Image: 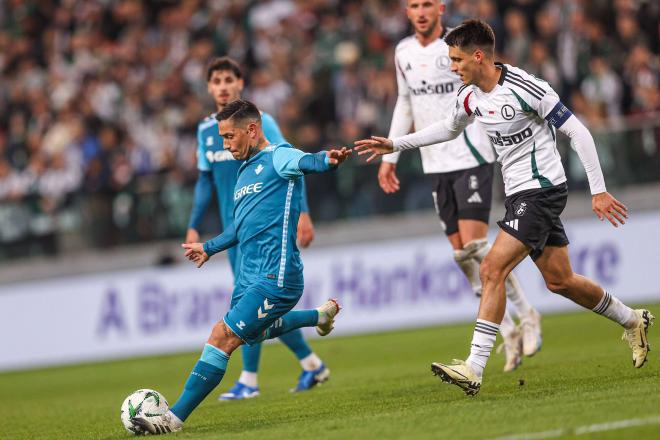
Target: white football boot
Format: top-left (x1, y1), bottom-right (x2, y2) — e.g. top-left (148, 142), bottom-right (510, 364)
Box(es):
top-left (498, 326), bottom-right (523, 372)
top-left (132, 410), bottom-right (183, 435)
top-left (520, 308), bottom-right (542, 357)
top-left (315, 299), bottom-right (341, 336)
top-left (622, 309), bottom-right (654, 368)
top-left (431, 359), bottom-right (482, 396)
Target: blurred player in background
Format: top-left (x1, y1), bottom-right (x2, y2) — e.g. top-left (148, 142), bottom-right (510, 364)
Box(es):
top-left (186, 57), bottom-right (329, 399)
top-left (355, 19), bottom-right (654, 396)
top-left (133, 99), bottom-right (348, 434)
top-left (378, 0), bottom-right (541, 372)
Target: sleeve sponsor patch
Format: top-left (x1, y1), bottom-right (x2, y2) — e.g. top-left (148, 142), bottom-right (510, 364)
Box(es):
top-left (545, 101), bottom-right (573, 128)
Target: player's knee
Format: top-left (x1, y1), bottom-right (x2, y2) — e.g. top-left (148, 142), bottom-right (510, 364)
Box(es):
top-left (479, 255), bottom-right (504, 285)
top-left (544, 278), bottom-right (570, 295)
top-left (207, 321), bottom-right (242, 354)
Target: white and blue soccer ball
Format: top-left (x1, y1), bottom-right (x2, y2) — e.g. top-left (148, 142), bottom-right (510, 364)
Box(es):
top-left (120, 389), bottom-right (169, 435)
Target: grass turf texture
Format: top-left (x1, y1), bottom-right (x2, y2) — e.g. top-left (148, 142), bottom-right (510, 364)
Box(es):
top-left (1, 304), bottom-right (658, 440)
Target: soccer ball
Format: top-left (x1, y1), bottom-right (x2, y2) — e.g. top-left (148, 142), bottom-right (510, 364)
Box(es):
top-left (120, 389), bottom-right (169, 435)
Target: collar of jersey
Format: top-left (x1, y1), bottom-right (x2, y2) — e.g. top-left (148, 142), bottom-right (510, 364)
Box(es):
top-left (241, 143), bottom-right (276, 169)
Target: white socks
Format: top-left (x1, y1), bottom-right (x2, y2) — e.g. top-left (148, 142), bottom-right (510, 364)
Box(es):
top-left (505, 272), bottom-right (534, 318)
top-left (238, 371), bottom-right (258, 388)
top-left (454, 248), bottom-right (482, 296)
top-left (466, 319), bottom-right (499, 378)
top-left (300, 353), bottom-right (323, 372)
top-left (499, 310), bottom-right (516, 339)
top-left (592, 291), bottom-right (638, 329)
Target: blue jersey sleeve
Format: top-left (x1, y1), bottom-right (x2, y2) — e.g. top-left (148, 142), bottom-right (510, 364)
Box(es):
top-left (203, 222), bottom-right (238, 257)
top-left (262, 112), bottom-right (286, 144)
top-left (300, 177), bottom-right (309, 213)
top-left (197, 125), bottom-right (211, 171)
top-left (188, 171), bottom-right (213, 230)
top-left (273, 147), bottom-right (333, 179)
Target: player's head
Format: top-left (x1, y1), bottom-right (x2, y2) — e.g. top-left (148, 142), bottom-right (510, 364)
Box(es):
top-left (206, 56), bottom-right (244, 108)
top-left (215, 99), bottom-right (262, 160)
top-left (445, 19), bottom-right (495, 85)
top-left (406, 0), bottom-right (445, 38)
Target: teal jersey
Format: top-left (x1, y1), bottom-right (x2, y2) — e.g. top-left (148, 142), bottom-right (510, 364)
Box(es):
top-left (190, 112), bottom-right (309, 273)
top-left (204, 144), bottom-right (333, 290)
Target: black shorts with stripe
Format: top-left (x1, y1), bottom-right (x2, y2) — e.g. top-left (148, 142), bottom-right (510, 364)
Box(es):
top-left (497, 183), bottom-right (569, 261)
top-left (432, 163), bottom-right (494, 236)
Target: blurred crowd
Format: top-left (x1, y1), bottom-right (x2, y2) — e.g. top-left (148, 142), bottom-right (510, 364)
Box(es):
top-left (0, 0), bottom-right (658, 256)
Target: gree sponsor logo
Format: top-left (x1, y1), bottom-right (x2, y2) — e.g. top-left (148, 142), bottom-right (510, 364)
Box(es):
top-left (234, 182), bottom-right (263, 201)
top-left (488, 127), bottom-right (533, 147)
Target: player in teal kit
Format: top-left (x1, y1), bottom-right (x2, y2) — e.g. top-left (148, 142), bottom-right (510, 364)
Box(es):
top-left (132, 100), bottom-right (349, 435)
top-left (187, 57), bottom-right (329, 399)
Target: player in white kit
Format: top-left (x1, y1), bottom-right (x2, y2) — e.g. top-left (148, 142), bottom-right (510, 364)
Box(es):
top-left (355, 19), bottom-right (653, 396)
top-left (378, 0), bottom-right (541, 372)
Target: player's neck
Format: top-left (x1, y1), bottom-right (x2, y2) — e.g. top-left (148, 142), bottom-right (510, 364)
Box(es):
top-left (415, 22), bottom-right (442, 47)
top-left (475, 63), bottom-right (501, 93)
top-left (247, 136), bottom-right (270, 159)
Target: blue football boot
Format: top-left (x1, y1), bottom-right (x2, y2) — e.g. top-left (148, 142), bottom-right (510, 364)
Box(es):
top-left (218, 381), bottom-right (260, 401)
top-left (291, 364), bottom-right (331, 392)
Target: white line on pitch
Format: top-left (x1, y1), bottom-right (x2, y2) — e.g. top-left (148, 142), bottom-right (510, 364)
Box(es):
top-left (490, 416), bottom-right (660, 440)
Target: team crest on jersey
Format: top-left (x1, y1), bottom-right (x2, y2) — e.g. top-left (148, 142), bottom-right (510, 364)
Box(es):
top-left (469, 175), bottom-right (479, 190)
top-left (435, 55), bottom-right (450, 68)
top-left (515, 202), bottom-right (528, 217)
top-left (501, 104), bottom-right (516, 120)
top-left (206, 136), bottom-right (214, 146)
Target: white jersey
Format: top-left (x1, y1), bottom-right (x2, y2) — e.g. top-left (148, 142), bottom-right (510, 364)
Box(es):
top-left (394, 63), bottom-right (607, 197)
top-left (383, 34), bottom-right (494, 174)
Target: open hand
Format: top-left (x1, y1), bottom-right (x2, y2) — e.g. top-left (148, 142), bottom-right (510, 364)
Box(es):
top-left (592, 192), bottom-right (628, 227)
top-left (378, 161), bottom-right (400, 193)
top-left (181, 242), bottom-right (210, 268)
top-left (326, 147), bottom-right (352, 165)
top-left (353, 136), bottom-right (394, 163)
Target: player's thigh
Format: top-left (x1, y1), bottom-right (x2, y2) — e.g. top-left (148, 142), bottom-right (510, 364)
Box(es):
top-left (533, 245), bottom-right (575, 289)
top-left (457, 219), bottom-right (489, 244)
top-left (481, 229), bottom-right (530, 282)
top-left (224, 283), bottom-right (301, 346)
top-left (432, 173), bottom-right (460, 238)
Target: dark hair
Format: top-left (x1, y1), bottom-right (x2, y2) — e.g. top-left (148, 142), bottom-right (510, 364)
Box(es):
top-left (445, 19), bottom-right (495, 54)
top-left (206, 56), bottom-right (243, 81)
top-left (215, 99), bottom-right (261, 125)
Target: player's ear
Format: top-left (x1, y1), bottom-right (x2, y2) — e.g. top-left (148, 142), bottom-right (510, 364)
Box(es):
top-left (247, 122), bottom-right (258, 139)
top-left (237, 78), bottom-right (245, 92)
top-left (474, 48), bottom-right (484, 64)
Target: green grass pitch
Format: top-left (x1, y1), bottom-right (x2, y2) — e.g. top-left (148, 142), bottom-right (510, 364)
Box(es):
top-left (2, 304), bottom-right (658, 439)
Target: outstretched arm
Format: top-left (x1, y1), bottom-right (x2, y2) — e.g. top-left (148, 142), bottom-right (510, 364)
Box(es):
top-left (354, 88), bottom-right (473, 162)
top-left (273, 146), bottom-right (351, 179)
top-left (555, 113), bottom-right (627, 227)
top-left (181, 222), bottom-right (238, 268)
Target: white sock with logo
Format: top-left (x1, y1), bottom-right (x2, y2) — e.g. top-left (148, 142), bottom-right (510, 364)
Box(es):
top-left (466, 319), bottom-right (499, 378)
top-left (592, 291), bottom-right (638, 329)
top-left (238, 371), bottom-right (258, 388)
top-left (299, 353), bottom-right (323, 372)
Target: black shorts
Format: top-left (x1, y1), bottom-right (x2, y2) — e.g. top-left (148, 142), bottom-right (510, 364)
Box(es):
top-left (497, 183), bottom-right (570, 261)
top-left (432, 163), bottom-right (494, 236)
